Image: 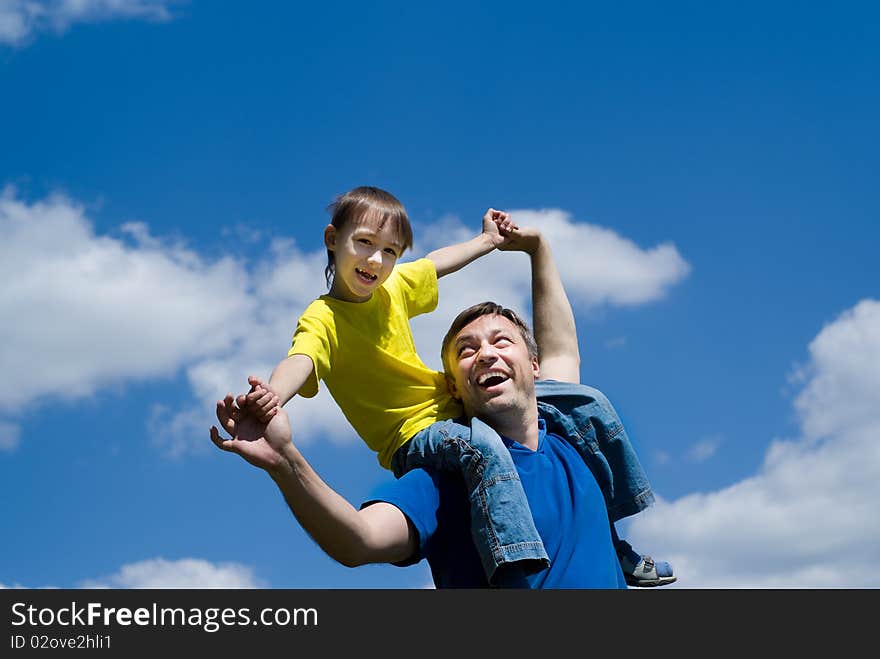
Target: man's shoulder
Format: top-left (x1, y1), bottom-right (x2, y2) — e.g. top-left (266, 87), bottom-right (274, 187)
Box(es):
top-left (364, 467), bottom-right (462, 569)
top-left (368, 466), bottom-right (468, 534)
top-left (368, 468), bottom-right (445, 516)
top-left (535, 378), bottom-right (603, 398)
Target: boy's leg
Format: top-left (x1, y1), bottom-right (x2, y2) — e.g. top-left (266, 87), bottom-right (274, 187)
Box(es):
top-left (392, 418), bottom-right (549, 585)
top-left (610, 523), bottom-right (676, 588)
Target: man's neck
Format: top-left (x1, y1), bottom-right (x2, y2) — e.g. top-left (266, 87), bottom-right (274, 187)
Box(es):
top-left (478, 405), bottom-right (541, 452)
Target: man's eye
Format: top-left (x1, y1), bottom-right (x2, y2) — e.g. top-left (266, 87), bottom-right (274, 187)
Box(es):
top-left (495, 338), bottom-right (512, 347)
top-left (458, 347), bottom-right (475, 358)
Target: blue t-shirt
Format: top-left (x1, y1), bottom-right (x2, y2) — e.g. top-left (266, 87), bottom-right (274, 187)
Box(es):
top-left (366, 420), bottom-right (627, 589)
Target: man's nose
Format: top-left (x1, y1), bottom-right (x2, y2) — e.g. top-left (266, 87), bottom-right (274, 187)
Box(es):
top-left (476, 343), bottom-right (499, 362)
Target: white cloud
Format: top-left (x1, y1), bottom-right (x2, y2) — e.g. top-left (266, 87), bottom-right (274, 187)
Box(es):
top-left (411, 209), bottom-right (690, 367)
top-left (794, 300), bottom-right (880, 441)
top-left (79, 557), bottom-right (262, 588)
top-left (509, 209), bottom-right (691, 307)
top-left (627, 299), bottom-right (880, 587)
top-left (0, 189), bottom-right (260, 456)
top-left (686, 435), bottom-right (722, 463)
top-left (2, 558), bottom-right (260, 589)
top-left (0, 421), bottom-right (22, 452)
top-left (0, 0), bottom-right (179, 47)
top-left (0, 190), bottom-right (254, 422)
top-left (1, 191), bottom-right (689, 457)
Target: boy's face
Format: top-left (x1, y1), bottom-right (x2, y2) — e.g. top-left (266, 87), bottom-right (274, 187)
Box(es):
top-left (325, 217), bottom-right (403, 302)
top-left (445, 313), bottom-right (540, 421)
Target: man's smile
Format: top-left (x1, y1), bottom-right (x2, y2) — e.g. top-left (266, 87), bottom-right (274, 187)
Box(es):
top-left (476, 370), bottom-right (510, 390)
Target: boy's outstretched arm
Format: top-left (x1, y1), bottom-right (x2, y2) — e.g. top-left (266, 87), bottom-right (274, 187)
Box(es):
top-left (425, 208), bottom-right (517, 278)
top-left (266, 354), bottom-right (315, 408)
top-left (238, 354), bottom-right (315, 422)
top-left (499, 227), bottom-right (580, 383)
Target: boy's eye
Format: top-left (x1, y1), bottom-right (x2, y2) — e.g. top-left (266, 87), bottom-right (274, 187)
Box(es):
top-left (384, 247), bottom-right (398, 256)
top-left (357, 238), bottom-right (372, 245)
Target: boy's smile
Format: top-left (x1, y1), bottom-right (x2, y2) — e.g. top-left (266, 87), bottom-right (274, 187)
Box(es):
top-left (355, 267), bottom-right (379, 284)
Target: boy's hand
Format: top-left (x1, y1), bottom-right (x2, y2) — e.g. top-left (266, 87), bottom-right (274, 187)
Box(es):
top-left (236, 375), bottom-right (280, 423)
top-left (482, 208), bottom-right (518, 248)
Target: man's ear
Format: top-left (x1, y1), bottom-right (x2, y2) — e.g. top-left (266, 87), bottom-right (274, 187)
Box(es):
top-left (324, 224), bottom-right (336, 250)
top-left (532, 356), bottom-right (540, 379)
top-left (445, 374), bottom-right (460, 400)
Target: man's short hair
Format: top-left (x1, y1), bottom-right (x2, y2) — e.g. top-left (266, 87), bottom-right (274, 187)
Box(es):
top-left (441, 301), bottom-right (539, 375)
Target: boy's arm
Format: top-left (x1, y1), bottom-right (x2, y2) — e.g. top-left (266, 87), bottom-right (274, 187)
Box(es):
top-left (211, 392), bottom-right (418, 567)
top-left (237, 354), bottom-right (315, 421)
top-left (499, 227), bottom-right (581, 383)
top-left (268, 353), bottom-right (315, 408)
top-left (425, 208), bottom-right (517, 278)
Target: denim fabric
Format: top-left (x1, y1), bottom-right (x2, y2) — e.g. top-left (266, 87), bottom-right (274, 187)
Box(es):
top-left (391, 417), bottom-right (550, 584)
top-left (535, 379), bottom-right (655, 522)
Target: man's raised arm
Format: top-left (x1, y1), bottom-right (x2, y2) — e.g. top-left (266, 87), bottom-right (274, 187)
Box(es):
top-left (499, 227), bottom-right (580, 383)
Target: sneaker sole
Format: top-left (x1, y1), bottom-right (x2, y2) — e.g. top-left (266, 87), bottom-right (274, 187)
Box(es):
top-left (625, 576), bottom-right (677, 588)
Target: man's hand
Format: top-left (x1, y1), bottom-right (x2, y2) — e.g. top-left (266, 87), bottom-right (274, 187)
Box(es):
top-left (210, 392), bottom-right (292, 476)
top-left (497, 224), bottom-right (543, 255)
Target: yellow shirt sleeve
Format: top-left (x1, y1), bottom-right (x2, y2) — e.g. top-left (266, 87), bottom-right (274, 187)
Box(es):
top-left (287, 302), bottom-right (333, 398)
top-left (392, 258), bottom-right (439, 318)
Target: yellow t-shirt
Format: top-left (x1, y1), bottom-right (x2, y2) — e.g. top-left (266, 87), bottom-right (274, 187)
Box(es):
top-left (288, 258), bottom-right (463, 469)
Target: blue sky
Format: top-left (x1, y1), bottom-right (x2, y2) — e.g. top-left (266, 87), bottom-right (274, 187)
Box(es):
top-left (1, 1), bottom-right (878, 588)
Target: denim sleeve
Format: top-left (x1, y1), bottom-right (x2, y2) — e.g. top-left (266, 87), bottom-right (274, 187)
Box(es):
top-left (361, 468), bottom-right (441, 567)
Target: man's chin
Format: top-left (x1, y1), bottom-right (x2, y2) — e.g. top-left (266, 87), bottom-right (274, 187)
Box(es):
top-left (464, 393), bottom-right (514, 417)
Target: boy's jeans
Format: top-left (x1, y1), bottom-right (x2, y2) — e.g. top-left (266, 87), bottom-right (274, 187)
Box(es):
top-left (390, 379), bottom-right (654, 583)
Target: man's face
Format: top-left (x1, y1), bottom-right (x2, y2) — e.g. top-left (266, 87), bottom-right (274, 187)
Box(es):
top-left (445, 313), bottom-right (539, 421)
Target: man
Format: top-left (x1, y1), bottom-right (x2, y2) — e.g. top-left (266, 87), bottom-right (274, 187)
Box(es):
top-left (211, 227), bottom-right (674, 588)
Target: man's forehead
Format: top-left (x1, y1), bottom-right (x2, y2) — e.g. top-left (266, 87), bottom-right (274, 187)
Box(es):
top-left (453, 314), bottom-right (519, 342)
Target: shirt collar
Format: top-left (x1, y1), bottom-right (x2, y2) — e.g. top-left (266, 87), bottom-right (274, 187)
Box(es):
top-left (500, 418), bottom-right (547, 450)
